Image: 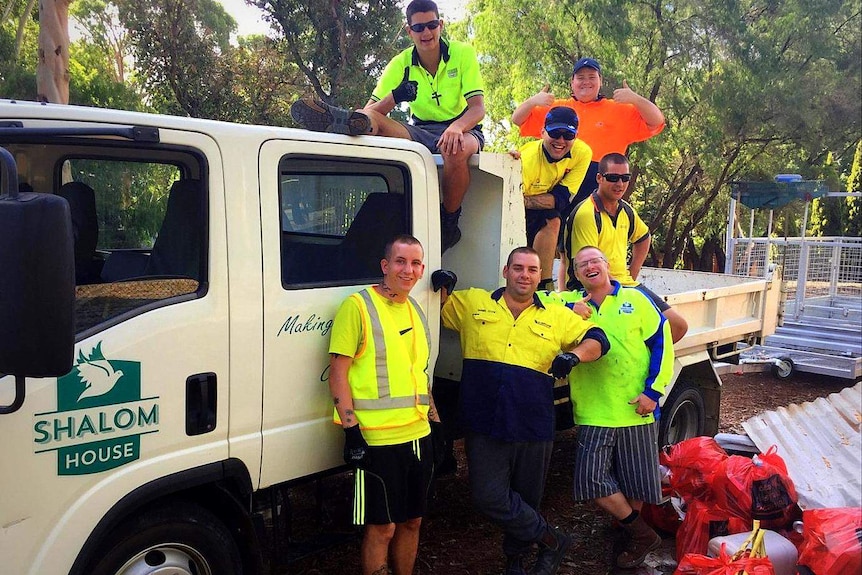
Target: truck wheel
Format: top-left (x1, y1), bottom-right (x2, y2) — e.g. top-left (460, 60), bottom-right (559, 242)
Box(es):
top-left (771, 357), bottom-right (795, 380)
top-left (87, 501), bottom-right (243, 575)
top-left (659, 381), bottom-right (706, 447)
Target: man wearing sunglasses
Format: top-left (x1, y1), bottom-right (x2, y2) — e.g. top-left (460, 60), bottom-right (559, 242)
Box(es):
top-left (512, 106), bottom-right (591, 292)
top-left (511, 57), bottom-right (664, 207)
top-left (562, 153), bottom-right (688, 343)
top-left (291, 0), bottom-right (485, 254)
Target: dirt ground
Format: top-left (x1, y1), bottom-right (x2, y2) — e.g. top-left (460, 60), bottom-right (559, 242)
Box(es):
top-left (288, 371), bottom-right (857, 575)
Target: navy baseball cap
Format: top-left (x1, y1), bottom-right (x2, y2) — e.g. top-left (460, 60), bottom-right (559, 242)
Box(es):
top-left (544, 106), bottom-right (579, 133)
top-left (572, 57), bottom-right (601, 75)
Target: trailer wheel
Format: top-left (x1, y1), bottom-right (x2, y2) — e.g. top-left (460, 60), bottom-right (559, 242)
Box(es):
top-left (87, 500), bottom-right (243, 575)
top-left (659, 381), bottom-right (706, 447)
top-left (771, 357), bottom-right (795, 380)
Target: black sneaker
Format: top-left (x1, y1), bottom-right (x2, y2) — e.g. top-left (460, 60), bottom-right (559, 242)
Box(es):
top-left (441, 223), bottom-right (461, 253)
top-left (290, 97), bottom-right (370, 135)
top-left (530, 528), bottom-right (573, 575)
top-left (441, 206), bottom-right (462, 253)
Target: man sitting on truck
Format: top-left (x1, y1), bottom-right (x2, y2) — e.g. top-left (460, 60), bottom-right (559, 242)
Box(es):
top-left (328, 234), bottom-right (443, 575)
top-left (511, 106), bottom-right (591, 291)
top-left (438, 247), bottom-right (609, 575)
top-left (291, 0), bottom-right (485, 254)
top-left (555, 246), bottom-right (674, 569)
top-left (562, 152), bottom-right (688, 342)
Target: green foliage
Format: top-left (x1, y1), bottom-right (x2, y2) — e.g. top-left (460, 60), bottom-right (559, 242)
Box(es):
top-left (254, 0), bottom-right (405, 107)
top-left (118, 0), bottom-right (243, 119)
top-left (467, 0), bottom-right (861, 269)
top-left (68, 41), bottom-right (143, 110)
top-left (70, 159), bottom-right (179, 249)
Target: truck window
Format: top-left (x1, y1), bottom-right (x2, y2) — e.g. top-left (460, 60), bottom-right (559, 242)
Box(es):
top-left (279, 157), bottom-right (409, 286)
top-left (66, 159), bottom-right (206, 334)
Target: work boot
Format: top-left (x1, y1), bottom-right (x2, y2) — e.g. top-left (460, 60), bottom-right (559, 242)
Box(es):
top-left (503, 554), bottom-right (527, 575)
top-left (441, 205), bottom-right (462, 253)
top-left (616, 514), bottom-right (662, 568)
top-left (290, 97), bottom-right (370, 135)
top-left (530, 526), bottom-right (573, 575)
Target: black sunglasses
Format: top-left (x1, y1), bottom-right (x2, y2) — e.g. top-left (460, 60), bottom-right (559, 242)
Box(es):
top-left (546, 129), bottom-right (576, 141)
top-left (409, 19), bottom-right (441, 33)
top-left (601, 173), bottom-right (632, 183)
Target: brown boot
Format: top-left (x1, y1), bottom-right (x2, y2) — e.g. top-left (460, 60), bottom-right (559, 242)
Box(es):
top-left (616, 514), bottom-right (662, 568)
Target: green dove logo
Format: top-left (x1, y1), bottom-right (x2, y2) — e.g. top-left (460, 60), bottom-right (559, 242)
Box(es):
top-left (74, 343), bottom-right (126, 401)
top-left (33, 342), bottom-right (159, 475)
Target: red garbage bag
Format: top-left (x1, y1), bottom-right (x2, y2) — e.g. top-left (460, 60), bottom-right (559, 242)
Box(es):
top-left (711, 447), bottom-right (797, 528)
top-left (674, 543), bottom-right (776, 575)
top-left (641, 498), bottom-right (683, 536)
top-left (661, 436), bottom-right (728, 503)
top-left (797, 507), bottom-right (862, 575)
top-left (676, 500), bottom-right (750, 560)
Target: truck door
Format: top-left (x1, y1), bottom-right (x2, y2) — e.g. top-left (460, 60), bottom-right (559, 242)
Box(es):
top-left (258, 140), bottom-right (439, 486)
top-left (0, 128), bottom-right (230, 574)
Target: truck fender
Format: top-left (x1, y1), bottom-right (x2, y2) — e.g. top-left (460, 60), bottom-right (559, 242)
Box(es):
top-left (69, 458), bottom-right (261, 575)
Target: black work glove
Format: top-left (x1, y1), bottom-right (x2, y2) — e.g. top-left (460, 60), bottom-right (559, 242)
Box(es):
top-left (430, 420), bottom-right (447, 468)
top-left (549, 352), bottom-right (580, 379)
top-left (392, 79), bottom-right (419, 104)
top-left (343, 424), bottom-right (369, 466)
top-left (431, 269), bottom-right (457, 294)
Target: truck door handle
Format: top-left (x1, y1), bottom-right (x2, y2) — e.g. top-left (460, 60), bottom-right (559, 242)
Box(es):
top-left (186, 372), bottom-right (217, 435)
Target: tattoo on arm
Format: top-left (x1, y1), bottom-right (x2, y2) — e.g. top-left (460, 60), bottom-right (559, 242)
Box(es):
top-left (333, 397), bottom-right (340, 405)
top-left (371, 565), bottom-right (388, 575)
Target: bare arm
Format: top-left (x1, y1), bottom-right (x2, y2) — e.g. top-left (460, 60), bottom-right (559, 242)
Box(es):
top-left (568, 337), bottom-right (602, 363)
top-left (364, 93), bottom-right (396, 116)
top-left (329, 353), bottom-right (357, 428)
top-left (523, 193), bottom-right (556, 209)
top-left (512, 84), bottom-right (555, 126)
top-left (630, 235), bottom-right (651, 281)
top-left (612, 80), bottom-right (664, 129)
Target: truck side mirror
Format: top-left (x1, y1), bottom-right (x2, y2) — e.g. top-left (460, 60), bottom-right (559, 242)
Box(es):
top-left (0, 146), bottom-right (75, 414)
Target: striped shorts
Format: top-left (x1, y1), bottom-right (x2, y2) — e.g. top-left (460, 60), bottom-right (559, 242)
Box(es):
top-left (353, 435), bottom-right (434, 525)
top-left (572, 423), bottom-right (662, 504)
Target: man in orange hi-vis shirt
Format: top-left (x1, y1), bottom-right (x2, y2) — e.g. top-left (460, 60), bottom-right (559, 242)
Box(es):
top-left (512, 58), bottom-right (665, 207)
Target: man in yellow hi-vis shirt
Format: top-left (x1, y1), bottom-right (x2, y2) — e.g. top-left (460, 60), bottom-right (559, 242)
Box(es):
top-left (557, 246), bottom-right (674, 569)
top-left (292, 0), bottom-right (485, 254)
top-left (440, 247), bottom-right (609, 575)
top-left (328, 234), bottom-right (442, 575)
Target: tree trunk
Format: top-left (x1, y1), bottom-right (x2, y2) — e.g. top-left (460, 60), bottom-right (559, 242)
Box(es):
top-left (37, 0), bottom-right (71, 104)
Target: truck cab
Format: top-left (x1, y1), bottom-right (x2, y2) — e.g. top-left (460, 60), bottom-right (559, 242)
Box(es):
top-left (0, 100), bottom-right (781, 575)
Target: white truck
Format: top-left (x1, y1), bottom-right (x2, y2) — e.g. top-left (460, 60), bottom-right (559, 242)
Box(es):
top-left (0, 100), bottom-right (781, 575)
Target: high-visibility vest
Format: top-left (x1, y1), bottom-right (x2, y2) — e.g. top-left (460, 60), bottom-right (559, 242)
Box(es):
top-left (336, 288), bottom-right (431, 443)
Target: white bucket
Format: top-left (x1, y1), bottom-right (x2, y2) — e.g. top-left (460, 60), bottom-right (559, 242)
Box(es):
top-left (708, 529), bottom-right (798, 575)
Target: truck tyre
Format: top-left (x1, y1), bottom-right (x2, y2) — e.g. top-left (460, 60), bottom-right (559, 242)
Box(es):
top-left (771, 357), bottom-right (795, 380)
top-left (658, 381), bottom-right (706, 447)
top-left (87, 501), bottom-right (243, 575)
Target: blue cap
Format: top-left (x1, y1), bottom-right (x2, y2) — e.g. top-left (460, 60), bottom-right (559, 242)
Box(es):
top-left (573, 57), bottom-right (601, 75)
top-left (544, 106), bottom-right (579, 133)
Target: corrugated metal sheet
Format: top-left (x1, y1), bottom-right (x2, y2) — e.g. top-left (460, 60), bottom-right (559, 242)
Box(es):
top-left (742, 382), bottom-right (861, 510)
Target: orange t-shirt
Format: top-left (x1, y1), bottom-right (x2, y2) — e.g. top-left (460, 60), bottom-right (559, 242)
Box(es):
top-left (519, 97), bottom-right (664, 161)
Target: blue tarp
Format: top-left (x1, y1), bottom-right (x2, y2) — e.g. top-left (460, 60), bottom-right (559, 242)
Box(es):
top-left (729, 180), bottom-right (830, 209)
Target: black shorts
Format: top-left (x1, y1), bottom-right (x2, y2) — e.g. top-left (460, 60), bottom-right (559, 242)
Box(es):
top-left (525, 208), bottom-right (561, 246)
top-left (353, 435), bottom-right (434, 525)
top-left (404, 121), bottom-right (485, 153)
top-left (525, 187), bottom-right (573, 247)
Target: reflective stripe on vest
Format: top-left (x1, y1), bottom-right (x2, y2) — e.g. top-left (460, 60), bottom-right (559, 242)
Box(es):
top-left (351, 289), bottom-right (430, 411)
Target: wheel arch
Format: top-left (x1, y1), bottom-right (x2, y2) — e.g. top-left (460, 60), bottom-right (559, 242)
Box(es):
top-left (69, 458), bottom-right (262, 575)
top-left (659, 353), bottom-right (722, 446)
